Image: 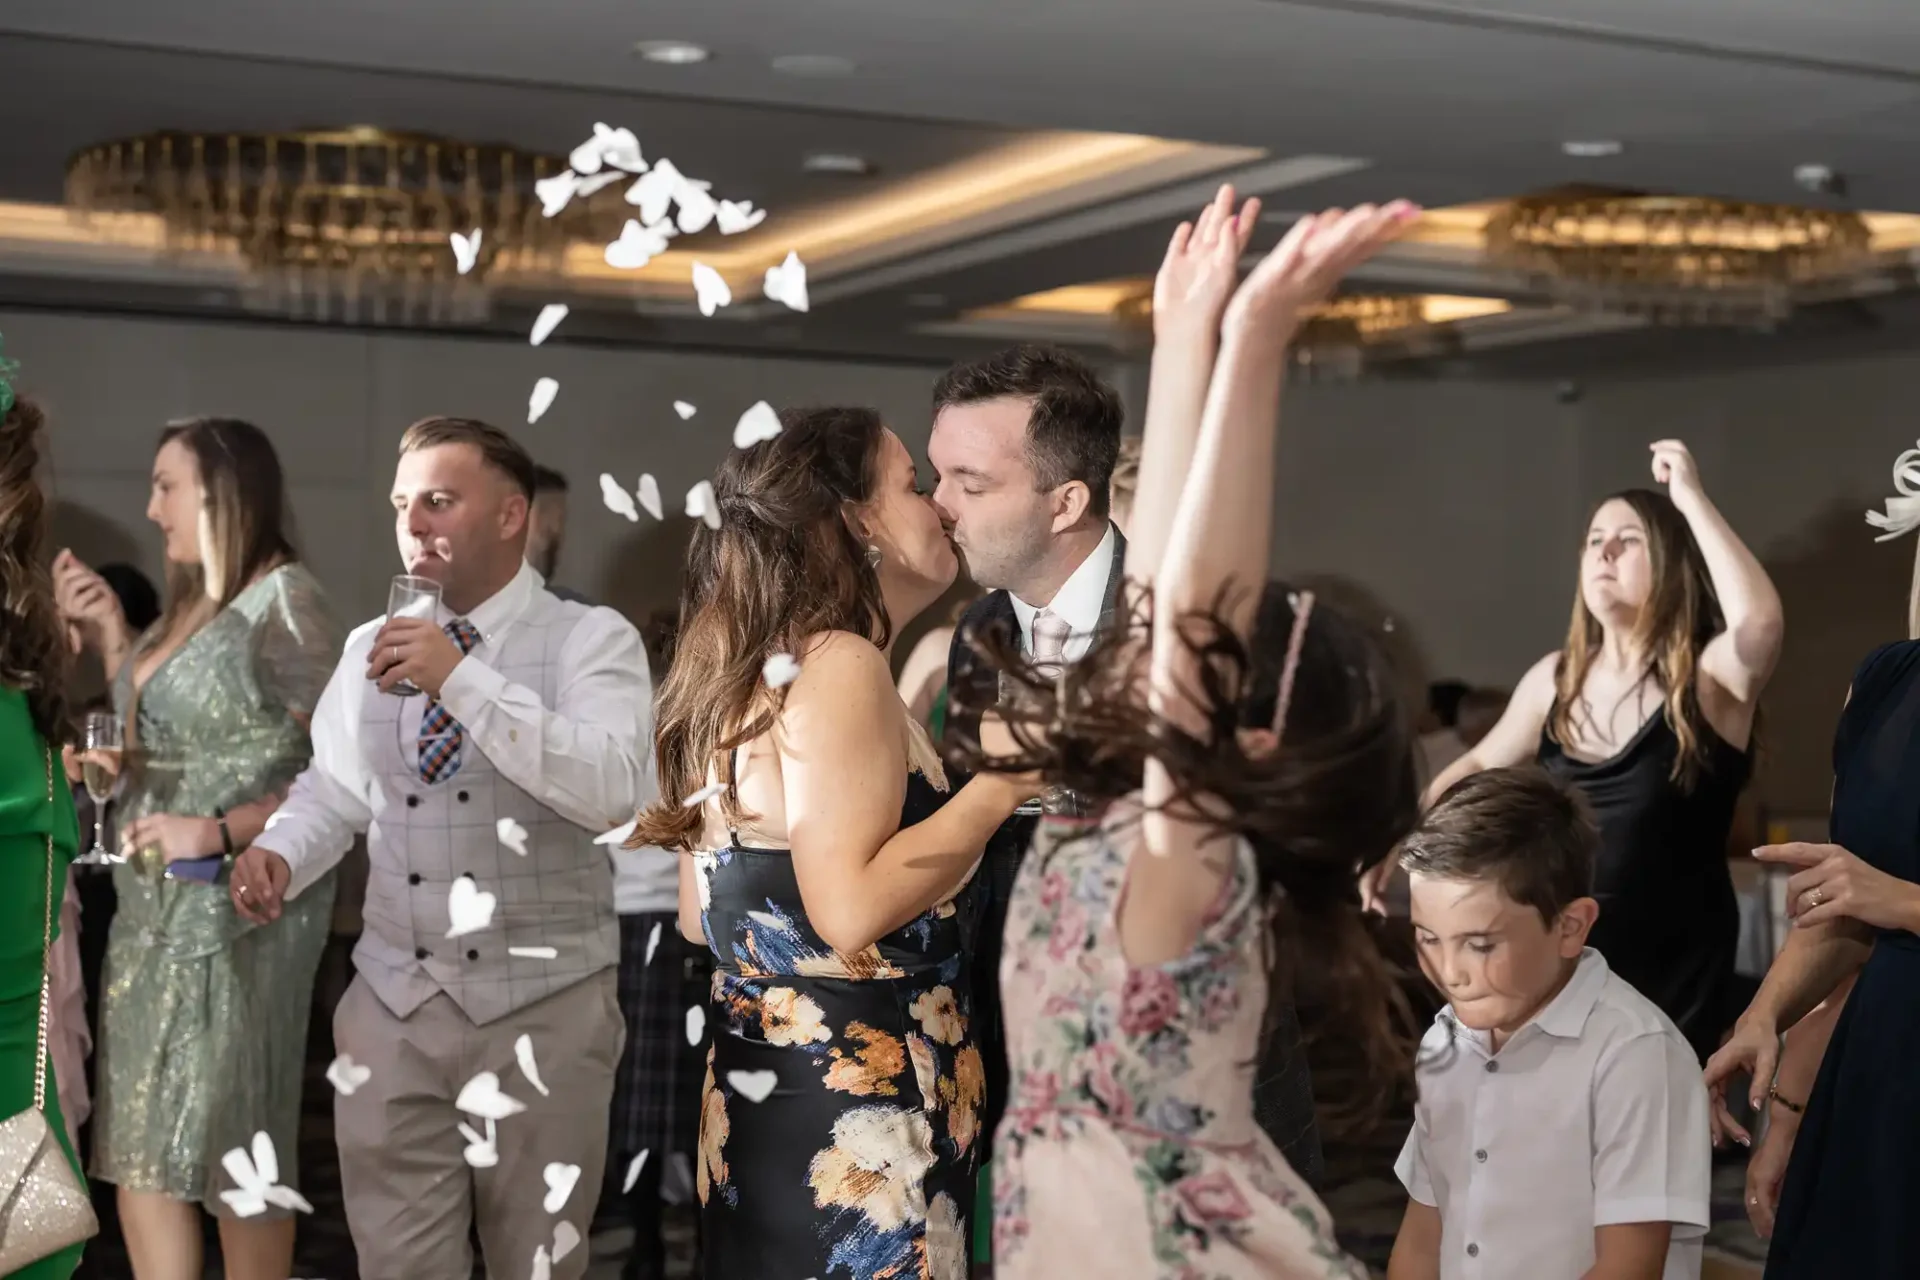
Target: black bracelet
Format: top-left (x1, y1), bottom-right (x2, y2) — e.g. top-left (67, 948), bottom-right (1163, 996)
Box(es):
top-left (1768, 1086), bottom-right (1806, 1115)
top-left (215, 809), bottom-right (234, 857)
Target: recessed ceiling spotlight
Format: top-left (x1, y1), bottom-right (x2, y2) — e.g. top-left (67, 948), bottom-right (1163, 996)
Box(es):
top-left (772, 53), bottom-right (857, 77)
top-left (802, 152), bottom-right (874, 176)
top-left (1562, 139), bottom-right (1624, 158)
top-left (633, 40), bottom-right (711, 65)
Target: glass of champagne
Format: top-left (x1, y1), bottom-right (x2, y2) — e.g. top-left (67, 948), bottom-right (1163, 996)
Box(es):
top-left (382, 575), bottom-right (442, 697)
top-left (77, 710), bottom-right (123, 865)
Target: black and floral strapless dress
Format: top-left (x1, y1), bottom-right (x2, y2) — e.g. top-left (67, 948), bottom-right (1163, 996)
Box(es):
top-left (694, 763), bottom-right (982, 1279)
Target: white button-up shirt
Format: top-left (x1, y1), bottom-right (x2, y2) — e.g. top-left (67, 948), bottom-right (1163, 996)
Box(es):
top-left (262, 562), bottom-right (652, 900)
top-left (1007, 522), bottom-right (1116, 664)
top-left (1396, 949), bottom-right (1710, 1280)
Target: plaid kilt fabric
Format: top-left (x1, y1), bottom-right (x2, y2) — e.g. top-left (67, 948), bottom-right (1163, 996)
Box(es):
top-left (610, 911), bottom-right (712, 1165)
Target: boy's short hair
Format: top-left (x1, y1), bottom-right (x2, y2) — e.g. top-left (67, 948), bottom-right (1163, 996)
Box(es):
top-left (1397, 767), bottom-right (1597, 925)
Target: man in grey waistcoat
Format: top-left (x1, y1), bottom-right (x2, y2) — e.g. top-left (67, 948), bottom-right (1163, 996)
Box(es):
top-left (231, 416), bottom-right (651, 1280)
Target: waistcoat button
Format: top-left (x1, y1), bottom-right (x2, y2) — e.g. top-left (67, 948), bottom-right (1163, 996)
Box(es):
top-left (414, 946), bottom-right (429, 960)
top-left (408, 873), bottom-right (422, 886)
top-left (405, 795), bottom-right (420, 809)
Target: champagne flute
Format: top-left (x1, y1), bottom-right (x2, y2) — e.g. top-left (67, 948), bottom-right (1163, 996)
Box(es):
top-left (382, 575), bottom-right (442, 697)
top-left (76, 710), bottom-right (123, 865)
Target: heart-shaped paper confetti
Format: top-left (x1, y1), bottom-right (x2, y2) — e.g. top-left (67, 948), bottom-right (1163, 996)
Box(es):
top-left (496, 817), bottom-right (530, 856)
top-left (716, 200), bottom-right (766, 235)
top-left (624, 160), bottom-right (685, 226)
top-left (727, 1069), bottom-right (778, 1103)
top-left (637, 474), bottom-right (664, 521)
top-left (535, 171), bottom-right (580, 218)
top-left (763, 250), bottom-right (809, 312)
top-left (600, 474), bottom-right (639, 522)
top-left (685, 480), bottom-right (721, 530)
top-left (673, 400), bottom-right (697, 420)
top-left (445, 874), bottom-right (497, 939)
top-left (458, 1119), bottom-right (498, 1169)
top-left (515, 1033), bottom-right (550, 1097)
top-left (605, 219), bottom-right (672, 271)
top-left (455, 1070), bottom-right (526, 1121)
top-left (692, 262), bottom-right (731, 317)
top-left (622, 1150), bottom-right (650, 1193)
top-left (531, 1243), bottom-right (552, 1280)
top-left (685, 1004), bottom-right (706, 1046)
top-left (572, 122), bottom-right (644, 175)
top-left (644, 920), bottom-right (662, 966)
top-left (528, 377), bottom-right (559, 426)
top-left (529, 304), bottom-right (568, 347)
top-left (218, 1131), bottom-right (313, 1218)
top-left (763, 653), bottom-right (802, 689)
top-left (325, 1054), bottom-right (371, 1096)
top-left (542, 1162), bottom-right (581, 1215)
top-left (596, 818), bottom-right (637, 846)
top-left (509, 945), bottom-right (559, 960)
top-left (552, 1220), bottom-right (582, 1264)
top-left (732, 401), bottom-right (783, 449)
top-left (677, 182), bottom-right (718, 235)
top-left (450, 230), bottom-right (482, 275)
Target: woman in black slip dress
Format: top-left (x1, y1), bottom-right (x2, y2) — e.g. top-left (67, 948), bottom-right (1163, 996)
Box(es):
top-left (627, 406), bottom-right (1035, 1280)
top-left (1702, 455), bottom-right (1920, 1273)
top-left (1404, 439), bottom-right (1784, 1063)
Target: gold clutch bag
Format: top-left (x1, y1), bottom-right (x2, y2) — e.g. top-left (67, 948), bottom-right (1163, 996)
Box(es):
top-left (0, 746), bottom-right (99, 1269)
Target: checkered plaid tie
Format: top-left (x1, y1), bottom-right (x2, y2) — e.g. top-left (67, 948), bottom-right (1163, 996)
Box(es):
top-left (417, 619), bottom-right (482, 783)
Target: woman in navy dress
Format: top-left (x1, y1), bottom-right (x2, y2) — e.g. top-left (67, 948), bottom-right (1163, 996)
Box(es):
top-left (1705, 634), bottom-right (1920, 1274)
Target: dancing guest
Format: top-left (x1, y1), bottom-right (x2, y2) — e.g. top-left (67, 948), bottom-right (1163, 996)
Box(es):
top-left (1702, 451), bottom-right (1920, 1275)
top-left (1389, 771), bottom-right (1710, 1280)
top-left (0, 387), bottom-right (87, 1280)
top-left (1401, 444), bottom-right (1784, 1060)
top-left (929, 345), bottom-right (1125, 1173)
top-left (228, 417), bottom-right (647, 1280)
top-left (527, 465), bottom-right (589, 603)
top-left (631, 406), bottom-right (1036, 1278)
top-left (956, 197), bottom-right (1418, 1277)
top-left (54, 418), bottom-right (341, 1280)
top-left (895, 591), bottom-right (984, 738)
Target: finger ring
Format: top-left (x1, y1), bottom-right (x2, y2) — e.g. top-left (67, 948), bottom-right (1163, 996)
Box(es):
top-left (391, 645), bottom-right (399, 664)
top-left (238, 884), bottom-right (252, 899)
top-left (1808, 888), bottom-right (1825, 907)
top-left (1749, 1196), bottom-right (1759, 1206)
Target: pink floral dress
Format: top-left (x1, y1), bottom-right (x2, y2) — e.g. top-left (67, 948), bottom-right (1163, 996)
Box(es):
top-left (993, 804), bottom-right (1367, 1280)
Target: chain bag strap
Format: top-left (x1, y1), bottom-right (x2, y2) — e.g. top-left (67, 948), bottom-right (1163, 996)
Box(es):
top-left (0, 743), bottom-right (100, 1269)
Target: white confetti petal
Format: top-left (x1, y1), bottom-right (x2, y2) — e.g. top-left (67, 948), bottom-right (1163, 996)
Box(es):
top-left (692, 261), bottom-right (731, 317)
top-left (529, 304), bottom-right (569, 347)
top-left (509, 946), bottom-right (559, 960)
top-left (528, 377), bottom-right (560, 425)
top-left (732, 400), bottom-right (783, 449)
top-left (530, 1243), bottom-right (552, 1280)
top-left (763, 250), bottom-right (809, 313)
top-left (605, 218), bottom-right (672, 271)
top-left (673, 400), bottom-right (697, 420)
top-left (450, 229), bottom-right (482, 275)
top-left (685, 479), bottom-right (721, 530)
top-left (681, 780), bottom-right (724, 809)
top-left (515, 1033), bottom-right (551, 1098)
top-left (763, 653), bottom-right (801, 689)
top-left (496, 816), bottom-right (530, 856)
top-left (576, 170), bottom-right (626, 197)
top-left (217, 1132), bottom-right (309, 1218)
top-left (325, 1054), bottom-right (371, 1096)
top-left (685, 1004), bottom-right (706, 1046)
top-left (637, 474), bottom-right (663, 521)
top-left (570, 132), bottom-right (605, 174)
top-left (624, 160), bottom-right (684, 226)
top-left (535, 170), bottom-right (580, 218)
top-left (455, 1070), bottom-right (527, 1121)
top-left (677, 181), bottom-right (718, 234)
top-left (595, 818), bottom-right (637, 846)
top-left (727, 1069), bottom-right (778, 1103)
top-left (552, 1221), bottom-right (582, 1264)
top-left (599, 473), bottom-right (640, 523)
top-left (644, 920), bottom-right (662, 966)
top-left (458, 1120), bottom-right (499, 1169)
top-left (542, 1162), bottom-right (581, 1215)
top-left (445, 874), bottom-right (497, 939)
top-left (622, 1149), bottom-right (650, 1194)
top-left (598, 124), bottom-right (646, 174)
top-left (716, 200), bottom-right (767, 235)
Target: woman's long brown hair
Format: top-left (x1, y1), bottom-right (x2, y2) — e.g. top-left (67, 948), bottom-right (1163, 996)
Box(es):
top-left (145, 417), bottom-right (296, 654)
top-left (1550, 488), bottom-right (1724, 788)
top-left (632, 407), bottom-right (891, 851)
top-left (950, 580), bottom-right (1422, 1136)
top-left (0, 396), bottom-right (70, 743)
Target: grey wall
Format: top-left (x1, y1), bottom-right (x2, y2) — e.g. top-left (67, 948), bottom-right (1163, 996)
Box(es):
top-left (9, 306), bottom-right (1915, 813)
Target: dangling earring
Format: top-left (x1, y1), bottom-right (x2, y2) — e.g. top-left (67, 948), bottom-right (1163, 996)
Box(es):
top-left (865, 543), bottom-right (884, 569)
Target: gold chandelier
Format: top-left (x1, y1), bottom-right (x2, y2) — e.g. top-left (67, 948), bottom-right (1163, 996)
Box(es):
top-left (65, 127), bottom-right (628, 323)
top-left (1483, 191), bottom-right (1874, 324)
top-left (1113, 289), bottom-right (1426, 346)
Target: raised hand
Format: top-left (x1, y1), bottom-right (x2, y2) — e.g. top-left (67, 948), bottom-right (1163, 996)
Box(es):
top-left (1756, 841), bottom-right (1920, 933)
top-left (52, 549), bottom-right (128, 653)
top-left (1222, 202), bottom-right (1421, 343)
top-left (1152, 184), bottom-right (1262, 341)
top-left (1649, 439), bottom-right (1703, 499)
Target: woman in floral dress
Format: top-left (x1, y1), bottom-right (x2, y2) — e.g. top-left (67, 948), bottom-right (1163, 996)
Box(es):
top-left (630, 406), bottom-right (1035, 1279)
top-left (963, 189), bottom-right (1421, 1277)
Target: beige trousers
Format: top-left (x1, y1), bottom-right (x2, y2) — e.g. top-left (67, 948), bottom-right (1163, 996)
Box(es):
top-left (332, 970), bottom-right (624, 1280)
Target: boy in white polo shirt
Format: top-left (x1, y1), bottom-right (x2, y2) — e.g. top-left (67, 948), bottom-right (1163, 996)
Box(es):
top-left (1387, 768), bottom-right (1710, 1280)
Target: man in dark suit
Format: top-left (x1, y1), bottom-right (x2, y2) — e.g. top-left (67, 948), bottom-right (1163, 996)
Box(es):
top-left (928, 344), bottom-right (1126, 1168)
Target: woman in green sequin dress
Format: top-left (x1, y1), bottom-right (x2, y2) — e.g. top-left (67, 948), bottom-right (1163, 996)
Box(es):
top-left (55, 419), bottom-right (341, 1280)
top-left (0, 392), bottom-right (85, 1280)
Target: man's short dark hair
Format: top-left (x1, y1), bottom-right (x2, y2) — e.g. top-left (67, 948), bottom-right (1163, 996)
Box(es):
top-left (932, 344), bottom-right (1123, 517)
top-left (1396, 767), bottom-right (1597, 925)
top-left (399, 416), bottom-right (537, 501)
top-left (532, 465), bottom-right (569, 495)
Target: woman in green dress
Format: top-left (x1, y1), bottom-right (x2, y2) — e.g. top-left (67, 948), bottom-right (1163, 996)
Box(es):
top-left (54, 418), bottom-right (341, 1280)
top-left (0, 389), bottom-right (86, 1280)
